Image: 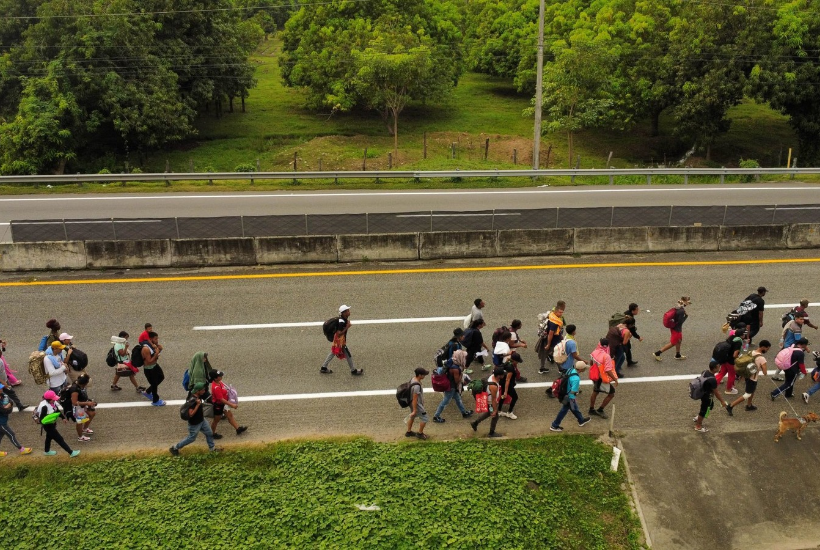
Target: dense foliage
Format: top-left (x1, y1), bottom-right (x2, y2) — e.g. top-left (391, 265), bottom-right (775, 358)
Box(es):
top-left (1, 437), bottom-right (642, 549)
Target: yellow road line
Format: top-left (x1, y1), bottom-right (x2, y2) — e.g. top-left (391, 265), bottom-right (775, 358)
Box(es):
top-left (0, 257), bottom-right (818, 287)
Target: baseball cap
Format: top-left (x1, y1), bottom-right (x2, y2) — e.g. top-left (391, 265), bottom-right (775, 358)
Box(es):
top-left (339, 305), bottom-right (351, 314)
top-left (213, 370), bottom-right (224, 378)
top-left (574, 360), bottom-right (588, 372)
top-left (43, 390), bottom-right (59, 401)
top-left (193, 382), bottom-right (207, 392)
top-left (414, 367), bottom-right (429, 376)
top-left (59, 332), bottom-right (73, 341)
top-left (50, 342), bottom-right (65, 350)
top-left (510, 352), bottom-right (524, 363)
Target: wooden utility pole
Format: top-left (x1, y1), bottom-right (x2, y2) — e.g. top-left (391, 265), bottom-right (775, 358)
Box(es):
top-left (532, 0), bottom-right (545, 170)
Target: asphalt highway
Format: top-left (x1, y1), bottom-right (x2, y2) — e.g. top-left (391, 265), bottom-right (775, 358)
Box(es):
top-left (2, 182), bottom-right (820, 222)
top-left (2, 249), bottom-right (820, 456)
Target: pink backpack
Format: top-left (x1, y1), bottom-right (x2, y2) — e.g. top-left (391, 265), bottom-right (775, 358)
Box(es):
top-left (775, 346), bottom-right (796, 370)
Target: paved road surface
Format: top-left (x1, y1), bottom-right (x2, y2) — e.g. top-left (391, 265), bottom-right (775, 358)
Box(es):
top-left (2, 183), bottom-right (820, 222)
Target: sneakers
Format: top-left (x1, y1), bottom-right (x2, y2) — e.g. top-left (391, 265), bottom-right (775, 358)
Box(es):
top-left (236, 426), bottom-right (248, 435)
top-left (627, 361), bottom-right (639, 367)
top-left (83, 428), bottom-right (94, 434)
top-left (415, 433), bottom-right (429, 440)
top-left (433, 417), bottom-right (445, 423)
top-left (578, 417), bottom-right (591, 427)
top-left (351, 369), bottom-right (364, 376)
top-left (772, 376), bottom-right (784, 381)
top-left (20, 447), bottom-right (32, 455)
top-left (0, 451), bottom-right (6, 458)
top-left (212, 433), bottom-right (224, 440)
top-left (77, 436), bottom-right (91, 442)
top-left (320, 368), bottom-right (333, 374)
top-left (405, 431), bottom-right (416, 437)
top-left (804, 392), bottom-right (810, 404)
top-left (653, 352), bottom-right (662, 362)
top-left (726, 405), bottom-right (734, 417)
top-left (44, 450), bottom-right (57, 456)
top-left (595, 409), bottom-right (608, 419)
top-left (517, 376), bottom-right (528, 383)
top-left (151, 400), bottom-right (166, 406)
top-left (506, 412), bottom-right (518, 420)
top-left (488, 432), bottom-right (503, 438)
top-left (497, 411), bottom-right (510, 419)
top-left (725, 388), bottom-right (738, 395)
top-left (539, 368), bottom-right (551, 375)
top-left (169, 446), bottom-right (180, 456)
top-left (745, 405), bottom-right (758, 411)
top-left (462, 411), bottom-right (473, 418)
top-left (70, 450), bottom-right (81, 458)
top-left (694, 426), bottom-right (708, 433)
top-left (549, 425), bottom-right (564, 432)
top-left (469, 421), bottom-right (478, 432)
top-left (110, 385), bottom-right (122, 391)
top-left (674, 354), bottom-right (687, 360)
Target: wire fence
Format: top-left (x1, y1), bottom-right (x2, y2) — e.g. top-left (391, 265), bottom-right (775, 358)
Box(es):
top-left (11, 204), bottom-right (820, 242)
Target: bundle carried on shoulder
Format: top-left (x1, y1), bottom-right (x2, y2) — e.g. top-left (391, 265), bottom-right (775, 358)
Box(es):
top-left (28, 351), bottom-right (47, 385)
top-left (734, 352), bottom-right (757, 378)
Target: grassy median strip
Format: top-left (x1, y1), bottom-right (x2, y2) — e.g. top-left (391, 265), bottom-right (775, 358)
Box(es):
top-left (1, 436), bottom-right (642, 549)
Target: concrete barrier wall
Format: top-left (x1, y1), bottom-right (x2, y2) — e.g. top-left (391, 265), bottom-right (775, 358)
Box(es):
top-left (2, 224), bottom-right (817, 271)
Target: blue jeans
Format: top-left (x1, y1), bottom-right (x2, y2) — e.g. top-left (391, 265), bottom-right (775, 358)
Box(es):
top-left (174, 419), bottom-right (215, 451)
top-left (614, 348), bottom-right (626, 375)
top-left (551, 397), bottom-right (585, 428)
top-left (434, 389), bottom-right (467, 418)
top-left (807, 380), bottom-right (820, 397)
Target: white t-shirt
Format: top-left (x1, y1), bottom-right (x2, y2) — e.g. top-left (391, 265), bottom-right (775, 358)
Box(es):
top-left (44, 353), bottom-right (66, 388)
top-left (493, 341), bottom-right (511, 358)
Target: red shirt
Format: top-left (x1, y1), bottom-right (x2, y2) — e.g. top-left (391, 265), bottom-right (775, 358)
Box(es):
top-left (138, 331), bottom-right (150, 344)
top-left (211, 381), bottom-right (228, 404)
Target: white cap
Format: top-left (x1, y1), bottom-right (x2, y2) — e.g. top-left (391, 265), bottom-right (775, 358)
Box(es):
top-left (339, 304), bottom-right (351, 314)
top-left (59, 332), bottom-right (74, 341)
top-left (574, 360), bottom-right (588, 372)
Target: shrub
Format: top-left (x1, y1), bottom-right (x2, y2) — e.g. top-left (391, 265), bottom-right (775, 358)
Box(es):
top-left (234, 163), bottom-right (256, 173)
top-left (739, 158), bottom-right (760, 182)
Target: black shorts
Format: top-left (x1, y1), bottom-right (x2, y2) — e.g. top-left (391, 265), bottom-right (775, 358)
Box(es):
top-left (593, 380), bottom-right (615, 395)
top-left (744, 378), bottom-right (758, 395)
top-left (213, 403), bottom-right (225, 417)
top-left (699, 396), bottom-right (713, 418)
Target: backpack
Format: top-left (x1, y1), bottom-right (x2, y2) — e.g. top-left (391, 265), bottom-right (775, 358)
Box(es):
top-left (467, 377), bottom-right (487, 395)
top-left (712, 341), bottom-right (733, 365)
top-left (552, 339), bottom-right (569, 364)
top-left (58, 385), bottom-right (75, 412)
top-left (431, 371), bottom-right (451, 392)
top-left (322, 318), bottom-right (340, 342)
top-left (182, 369), bottom-right (191, 391)
top-left (689, 371), bottom-right (711, 400)
top-left (557, 371), bottom-right (578, 401)
top-left (28, 351), bottom-right (47, 385)
top-left (67, 348), bottom-right (88, 371)
top-left (812, 367), bottom-right (820, 383)
top-left (130, 344), bottom-right (145, 368)
top-left (179, 398), bottom-right (197, 421)
top-left (734, 352), bottom-right (757, 379)
top-left (434, 340), bottom-right (455, 369)
top-left (37, 335), bottom-right (49, 352)
top-left (491, 326), bottom-right (509, 348)
top-left (662, 308), bottom-right (677, 329)
top-left (105, 347), bottom-right (118, 367)
top-left (782, 308), bottom-right (799, 328)
top-left (396, 380), bottom-right (420, 408)
top-left (775, 346), bottom-right (797, 370)
top-left (609, 313), bottom-right (628, 328)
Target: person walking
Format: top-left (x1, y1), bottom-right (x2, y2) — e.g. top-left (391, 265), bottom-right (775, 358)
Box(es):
top-left (654, 297), bottom-right (691, 361)
top-left (432, 350), bottom-right (473, 423)
top-left (44, 341), bottom-right (68, 394)
top-left (169, 382), bottom-right (218, 455)
top-left (2, 339), bottom-right (22, 386)
top-left (59, 332), bottom-right (87, 384)
top-left (557, 324), bottom-right (582, 374)
top-left (186, 351), bottom-right (212, 393)
top-left (741, 287), bottom-right (767, 341)
top-left (469, 367), bottom-right (504, 438)
top-left (405, 368), bottom-right (430, 440)
top-left (497, 352), bottom-right (523, 420)
top-left (0, 383), bottom-right (32, 457)
top-left (110, 331), bottom-right (144, 393)
top-left (773, 314), bottom-right (806, 380)
top-left (694, 361), bottom-right (728, 433)
top-left (0, 346), bottom-right (27, 412)
top-left (589, 338), bottom-right (618, 419)
top-left (209, 371), bottom-right (248, 438)
top-left (606, 318), bottom-right (632, 378)
top-left (321, 305), bottom-right (362, 375)
top-left (463, 319), bottom-right (490, 370)
top-left (44, 319), bottom-right (61, 348)
top-left (624, 303), bottom-right (642, 367)
top-left (713, 331), bottom-right (745, 395)
top-left (464, 298), bottom-right (485, 329)
top-left (771, 338), bottom-right (809, 401)
top-left (141, 331), bottom-right (166, 406)
top-left (508, 319), bottom-right (528, 382)
top-left (550, 361), bottom-right (591, 432)
top-left (782, 300), bottom-right (818, 330)
top-left (802, 351), bottom-right (820, 403)
top-left (65, 374), bottom-right (97, 442)
top-left (727, 340), bottom-right (770, 414)
top-left (37, 390), bottom-right (80, 457)
top-left (538, 301), bottom-right (566, 374)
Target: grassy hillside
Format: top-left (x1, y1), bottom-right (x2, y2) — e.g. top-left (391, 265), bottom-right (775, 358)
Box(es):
top-left (138, 39), bottom-right (796, 176)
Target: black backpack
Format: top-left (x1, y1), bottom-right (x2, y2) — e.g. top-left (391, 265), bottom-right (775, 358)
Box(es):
top-left (131, 344), bottom-right (145, 368)
top-left (782, 308), bottom-right (799, 328)
top-left (58, 385), bottom-right (76, 412)
top-left (105, 347), bottom-right (117, 367)
top-left (179, 398), bottom-right (197, 421)
top-left (396, 380), bottom-right (420, 408)
top-left (712, 341), bottom-right (732, 365)
top-left (322, 318), bottom-right (340, 342)
top-left (557, 371), bottom-right (578, 401)
top-left (491, 326), bottom-right (509, 348)
top-left (68, 348), bottom-right (88, 371)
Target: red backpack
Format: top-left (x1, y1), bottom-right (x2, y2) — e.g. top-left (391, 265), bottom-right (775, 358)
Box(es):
top-left (662, 308), bottom-right (677, 329)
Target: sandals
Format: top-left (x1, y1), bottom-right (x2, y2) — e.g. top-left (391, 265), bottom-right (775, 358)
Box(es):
top-left (415, 433), bottom-right (429, 440)
top-left (83, 428), bottom-right (94, 434)
top-left (694, 426), bottom-right (708, 433)
top-left (77, 436), bottom-right (91, 442)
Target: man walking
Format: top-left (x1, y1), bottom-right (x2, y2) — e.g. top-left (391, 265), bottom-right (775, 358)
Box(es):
top-left (654, 297), bottom-right (690, 361)
top-left (550, 361), bottom-right (591, 432)
top-left (321, 305), bottom-right (362, 375)
top-left (0, 383), bottom-right (32, 456)
top-left (589, 338), bottom-right (618, 419)
top-left (432, 350), bottom-right (473, 423)
top-left (170, 382), bottom-right (218, 455)
top-left (405, 368), bottom-right (430, 440)
top-left (142, 331), bottom-right (166, 406)
top-left (694, 361), bottom-right (728, 433)
top-left (771, 337), bottom-right (809, 401)
top-left (624, 303), bottom-right (642, 367)
top-left (741, 287), bottom-right (767, 341)
top-left (464, 298), bottom-right (485, 329)
top-left (727, 340), bottom-right (770, 414)
top-left (538, 301), bottom-right (566, 374)
top-left (469, 366), bottom-right (505, 438)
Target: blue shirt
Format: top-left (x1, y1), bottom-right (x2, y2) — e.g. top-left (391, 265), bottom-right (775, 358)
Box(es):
top-left (566, 367), bottom-right (581, 399)
top-left (560, 339), bottom-right (578, 372)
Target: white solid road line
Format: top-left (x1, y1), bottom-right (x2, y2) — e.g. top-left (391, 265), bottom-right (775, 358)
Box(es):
top-left (767, 303), bottom-right (820, 308)
top-left (193, 316), bottom-right (465, 331)
top-left (1, 186), bottom-right (820, 202)
top-left (25, 371), bottom-right (783, 411)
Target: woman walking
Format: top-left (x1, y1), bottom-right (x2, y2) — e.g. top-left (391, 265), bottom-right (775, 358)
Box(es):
top-left (36, 390), bottom-right (80, 457)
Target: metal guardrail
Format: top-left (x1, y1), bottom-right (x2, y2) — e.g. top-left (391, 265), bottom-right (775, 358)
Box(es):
top-left (1, 167), bottom-right (819, 185)
top-left (11, 204), bottom-right (820, 242)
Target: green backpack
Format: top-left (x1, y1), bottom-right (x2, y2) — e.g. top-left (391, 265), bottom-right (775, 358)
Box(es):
top-left (467, 378), bottom-right (487, 395)
top-left (734, 352), bottom-right (757, 379)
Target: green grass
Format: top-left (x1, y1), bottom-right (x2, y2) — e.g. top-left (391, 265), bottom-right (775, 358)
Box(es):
top-left (1, 436), bottom-right (643, 549)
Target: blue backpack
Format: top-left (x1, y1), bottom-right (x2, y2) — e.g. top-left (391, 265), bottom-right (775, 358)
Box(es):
top-left (37, 335), bottom-right (49, 352)
top-left (182, 369), bottom-right (190, 391)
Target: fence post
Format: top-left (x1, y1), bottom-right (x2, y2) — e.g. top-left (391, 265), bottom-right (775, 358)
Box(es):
top-left (174, 217), bottom-right (180, 239)
top-left (63, 220), bottom-right (68, 241)
top-left (430, 211), bottom-right (434, 233)
top-left (388, 152), bottom-right (392, 170)
top-left (363, 149), bottom-right (367, 171)
top-left (240, 216), bottom-right (246, 238)
top-left (111, 218), bottom-right (117, 241)
top-left (722, 205), bottom-right (728, 225)
top-left (365, 212), bottom-right (369, 235)
top-left (304, 214), bottom-right (309, 235)
top-left (451, 142), bottom-right (456, 159)
top-left (646, 174), bottom-right (651, 185)
top-left (484, 138), bottom-right (490, 161)
top-left (606, 151), bottom-right (613, 168)
top-left (423, 132), bottom-right (427, 160)
top-left (77, 172), bottom-right (83, 188)
top-left (513, 149), bottom-right (517, 165)
top-left (684, 172), bottom-right (689, 185)
top-left (491, 210), bottom-right (495, 230)
top-left (610, 207), bottom-right (615, 227)
top-left (555, 207), bottom-right (560, 228)
top-left (293, 152), bottom-right (298, 185)
top-left (791, 158), bottom-right (798, 179)
top-left (609, 174), bottom-right (614, 185)
top-left (771, 205), bottom-right (778, 224)
top-left (720, 174), bottom-right (725, 185)
top-left (668, 206), bottom-right (674, 226)
top-left (165, 159), bottom-right (170, 187)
